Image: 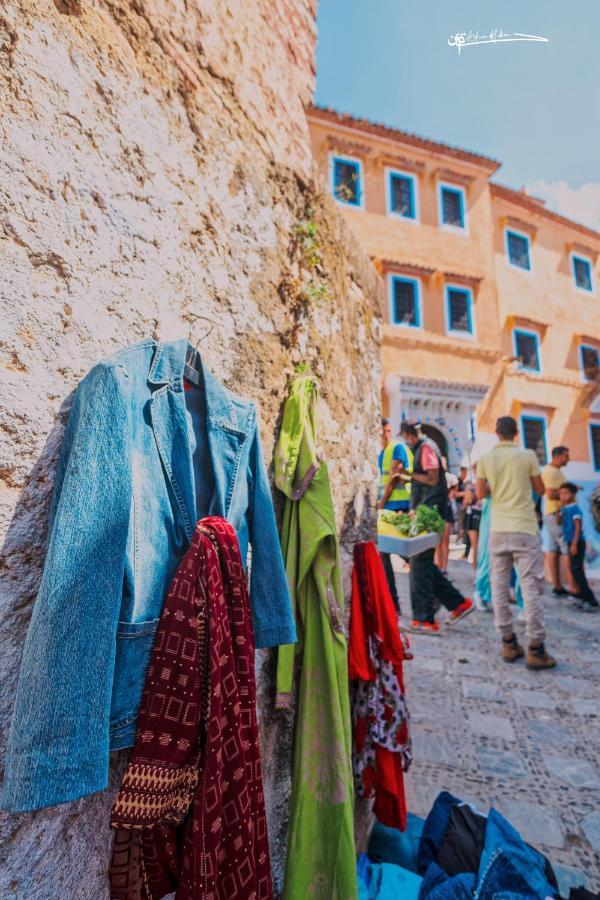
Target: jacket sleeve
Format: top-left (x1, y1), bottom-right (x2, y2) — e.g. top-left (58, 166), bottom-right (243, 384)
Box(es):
top-left (247, 408), bottom-right (297, 649)
top-left (1, 361), bottom-right (131, 812)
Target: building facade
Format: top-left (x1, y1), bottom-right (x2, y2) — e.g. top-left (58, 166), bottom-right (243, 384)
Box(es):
top-left (308, 106), bottom-right (600, 499)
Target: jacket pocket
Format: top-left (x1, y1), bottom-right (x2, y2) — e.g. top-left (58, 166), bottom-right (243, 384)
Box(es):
top-left (109, 619), bottom-right (160, 734)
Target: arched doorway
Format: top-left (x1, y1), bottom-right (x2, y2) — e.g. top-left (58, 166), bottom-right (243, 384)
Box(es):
top-left (421, 424), bottom-right (448, 462)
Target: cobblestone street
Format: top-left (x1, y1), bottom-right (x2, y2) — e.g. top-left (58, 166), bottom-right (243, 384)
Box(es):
top-left (397, 552), bottom-right (600, 895)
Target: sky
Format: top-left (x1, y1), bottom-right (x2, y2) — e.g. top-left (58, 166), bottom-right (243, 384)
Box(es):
top-left (315, 0), bottom-right (600, 230)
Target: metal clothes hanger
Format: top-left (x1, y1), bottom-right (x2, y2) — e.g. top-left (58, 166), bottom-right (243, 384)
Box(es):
top-left (184, 314), bottom-right (217, 385)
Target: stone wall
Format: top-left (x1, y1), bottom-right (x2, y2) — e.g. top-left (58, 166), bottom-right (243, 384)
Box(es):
top-left (0, 2), bottom-right (383, 897)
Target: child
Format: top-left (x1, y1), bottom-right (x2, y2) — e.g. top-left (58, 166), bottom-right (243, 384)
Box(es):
top-left (558, 482), bottom-right (599, 611)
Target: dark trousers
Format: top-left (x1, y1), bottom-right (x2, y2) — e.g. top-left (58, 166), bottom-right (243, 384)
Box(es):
top-left (380, 552), bottom-right (400, 612)
top-left (409, 548), bottom-right (464, 623)
top-left (569, 541), bottom-right (598, 606)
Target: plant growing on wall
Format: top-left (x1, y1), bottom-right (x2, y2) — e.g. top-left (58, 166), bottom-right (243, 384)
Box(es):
top-left (279, 203), bottom-right (332, 348)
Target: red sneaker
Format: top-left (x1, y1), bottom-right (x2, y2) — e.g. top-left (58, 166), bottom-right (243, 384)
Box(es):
top-left (408, 620), bottom-right (441, 636)
top-left (448, 598), bottom-right (475, 626)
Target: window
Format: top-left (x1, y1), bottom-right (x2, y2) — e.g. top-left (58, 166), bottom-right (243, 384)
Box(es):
top-left (590, 424), bottom-right (600, 471)
top-left (438, 183), bottom-right (467, 231)
top-left (513, 329), bottom-right (541, 372)
top-left (581, 345), bottom-right (600, 381)
top-left (521, 415), bottom-right (547, 465)
top-left (571, 254), bottom-right (594, 293)
top-left (330, 155), bottom-right (363, 208)
top-left (386, 169), bottom-right (417, 220)
top-left (388, 275), bottom-right (421, 328)
top-left (445, 285), bottom-right (474, 336)
top-left (505, 229), bottom-right (531, 271)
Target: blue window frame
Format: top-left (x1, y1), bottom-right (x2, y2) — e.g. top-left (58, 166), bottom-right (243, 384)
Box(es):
top-left (521, 415), bottom-right (548, 465)
top-left (445, 285), bottom-right (474, 336)
top-left (590, 424), bottom-right (600, 471)
top-left (386, 169), bottom-right (417, 220)
top-left (330, 155), bottom-right (363, 208)
top-left (571, 254), bottom-right (594, 292)
top-left (388, 275), bottom-right (421, 328)
top-left (505, 229), bottom-right (531, 271)
top-left (438, 183), bottom-right (467, 230)
top-left (513, 329), bottom-right (541, 372)
top-left (581, 345), bottom-right (599, 381)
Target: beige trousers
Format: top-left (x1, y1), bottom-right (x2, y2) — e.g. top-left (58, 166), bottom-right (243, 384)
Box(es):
top-left (489, 531), bottom-right (546, 645)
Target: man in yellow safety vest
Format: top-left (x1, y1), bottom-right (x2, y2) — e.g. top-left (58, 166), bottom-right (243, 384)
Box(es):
top-left (378, 418), bottom-right (413, 610)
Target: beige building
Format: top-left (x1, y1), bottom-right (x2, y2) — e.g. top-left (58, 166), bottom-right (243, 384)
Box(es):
top-left (308, 105), bottom-right (600, 502)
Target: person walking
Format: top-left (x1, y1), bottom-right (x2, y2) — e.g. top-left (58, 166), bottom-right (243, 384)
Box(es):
top-left (435, 464), bottom-right (458, 574)
top-left (398, 421), bottom-right (474, 635)
top-left (559, 482), bottom-right (599, 611)
top-left (463, 479), bottom-right (482, 576)
top-left (455, 466), bottom-right (470, 556)
top-left (476, 416), bottom-right (557, 669)
top-left (541, 446), bottom-right (575, 596)
top-left (378, 418), bottom-right (413, 611)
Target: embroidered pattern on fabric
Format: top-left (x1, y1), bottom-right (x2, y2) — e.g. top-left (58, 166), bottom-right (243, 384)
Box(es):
top-left (299, 667), bottom-right (348, 805)
top-left (349, 542), bottom-right (412, 831)
top-left (109, 516), bottom-right (272, 900)
top-left (352, 637), bottom-right (412, 784)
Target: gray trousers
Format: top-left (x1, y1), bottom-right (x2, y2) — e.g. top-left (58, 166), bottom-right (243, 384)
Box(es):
top-left (489, 531), bottom-right (546, 645)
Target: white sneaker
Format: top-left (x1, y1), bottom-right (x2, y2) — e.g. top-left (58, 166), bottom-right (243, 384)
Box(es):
top-left (473, 590), bottom-right (486, 611)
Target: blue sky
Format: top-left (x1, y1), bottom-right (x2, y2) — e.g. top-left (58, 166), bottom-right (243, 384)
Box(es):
top-left (315, 0), bottom-right (600, 229)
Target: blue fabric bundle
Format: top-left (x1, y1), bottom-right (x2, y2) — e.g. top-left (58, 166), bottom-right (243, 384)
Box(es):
top-left (368, 814), bottom-right (425, 873)
top-left (417, 791), bottom-right (559, 899)
top-left (357, 853), bottom-right (422, 899)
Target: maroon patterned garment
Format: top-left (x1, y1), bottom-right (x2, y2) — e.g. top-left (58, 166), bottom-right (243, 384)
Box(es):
top-left (109, 517), bottom-right (272, 900)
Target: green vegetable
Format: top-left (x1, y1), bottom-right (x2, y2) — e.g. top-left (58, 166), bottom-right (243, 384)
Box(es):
top-left (380, 504), bottom-right (445, 537)
top-left (380, 510), bottom-right (413, 536)
top-left (413, 504), bottom-right (445, 535)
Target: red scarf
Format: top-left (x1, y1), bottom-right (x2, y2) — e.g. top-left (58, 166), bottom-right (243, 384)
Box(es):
top-left (348, 541), bottom-right (412, 831)
top-left (109, 517), bottom-right (272, 900)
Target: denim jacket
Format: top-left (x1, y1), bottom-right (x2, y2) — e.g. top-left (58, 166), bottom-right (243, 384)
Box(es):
top-left (418, 793), bottom-right (558, 899)
top-left (2, 339), bottom-right (296, 813)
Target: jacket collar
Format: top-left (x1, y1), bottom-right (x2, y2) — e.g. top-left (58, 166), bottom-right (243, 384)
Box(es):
top-left (148, 339), bottom-right (236, 427)
top-left (147, 340), bottom-right (249, 539)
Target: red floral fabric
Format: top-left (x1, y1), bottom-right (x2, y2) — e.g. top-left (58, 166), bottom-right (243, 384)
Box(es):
top-left (109, 517), bottom-right (272, 900)
top-left (348, 541), bottom-right (412, 831)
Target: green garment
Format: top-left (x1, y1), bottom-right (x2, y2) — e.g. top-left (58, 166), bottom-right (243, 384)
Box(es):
top-left (274, 372), bottom-right (357, 900)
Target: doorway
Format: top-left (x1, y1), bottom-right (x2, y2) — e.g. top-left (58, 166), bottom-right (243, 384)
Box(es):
top-left (420, 424), bottom-right (448, 462)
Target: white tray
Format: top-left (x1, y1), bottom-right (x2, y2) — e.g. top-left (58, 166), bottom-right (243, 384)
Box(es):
top-left (377, 531), bottom-right (441, 557)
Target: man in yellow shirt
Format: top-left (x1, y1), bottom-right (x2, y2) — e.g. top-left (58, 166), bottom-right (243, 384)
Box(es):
top-left (541, 445), bottom-right (572, 595)
top-left (476, 416), bottom-right (556, 670)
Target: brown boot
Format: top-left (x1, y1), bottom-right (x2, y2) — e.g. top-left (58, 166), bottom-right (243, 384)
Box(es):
top-left (502, 633), bottom-right (524, 663)
top-left (526, 642), bottom-right (557, 670)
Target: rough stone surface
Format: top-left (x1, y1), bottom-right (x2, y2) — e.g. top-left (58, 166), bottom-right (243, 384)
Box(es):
top-left (467, 711), bottom-right (515, 742)
top-left (475, 746), bottom-right (529, 779)
top-left (0, 3), bottom-right (384, 897)
top-left (492, 799), bottom-right (565, 850)
top-left (513, 689), bottom-right (557, 711)
top-left (543, 755), bottom-right (600, 790)
top-left (461, 680), bottom-right (503, 703)
top-left (569, 698), bottom-right (600, 716)
top-left (582, 811), bottom-right (600, 853)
